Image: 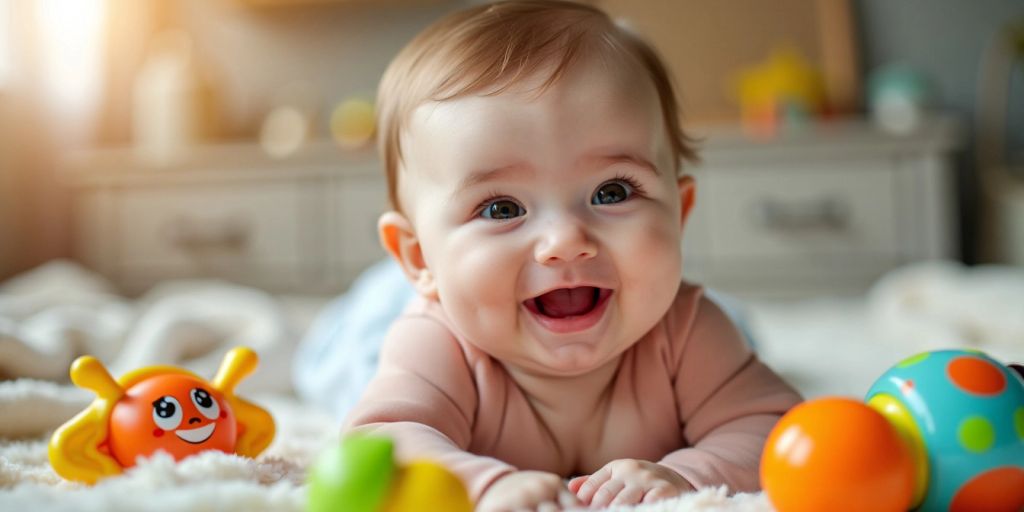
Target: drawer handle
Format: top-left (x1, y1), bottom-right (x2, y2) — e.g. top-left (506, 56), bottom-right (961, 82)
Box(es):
top-left (165, 216), bottom-right (251, 252)
top-left (752, 197), bottom-right (850, 232)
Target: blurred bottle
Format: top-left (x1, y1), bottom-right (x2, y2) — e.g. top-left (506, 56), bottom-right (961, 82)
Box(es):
top-left (867, 64), bottom-right (931, 136)
top-left (132, 30), bottom-right (207, 167)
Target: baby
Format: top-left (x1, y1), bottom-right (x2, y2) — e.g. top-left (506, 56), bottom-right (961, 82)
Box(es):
top-left (345, 1), bottom-right (802, 510)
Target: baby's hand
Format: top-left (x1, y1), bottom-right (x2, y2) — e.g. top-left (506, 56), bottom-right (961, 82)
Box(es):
top-left (568, 459), bottom-right (694, 507)
top-left (477, 470), bottom-right (580, 512)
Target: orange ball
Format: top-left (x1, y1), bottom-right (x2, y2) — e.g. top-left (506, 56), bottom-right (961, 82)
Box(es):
top-left (108, 374), bottom-right (237, 466)
top-left (761, 397), bottom-right (915, 512)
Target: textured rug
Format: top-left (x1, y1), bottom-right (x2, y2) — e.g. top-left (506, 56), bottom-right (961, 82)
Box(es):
top-left (0, 380), bottom-right (771, 512)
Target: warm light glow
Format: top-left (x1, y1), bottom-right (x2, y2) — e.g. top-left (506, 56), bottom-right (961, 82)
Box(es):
top-left (0, 1), bottom-right (10, 87)
top-left (36, 0), bottom-right (105, 118)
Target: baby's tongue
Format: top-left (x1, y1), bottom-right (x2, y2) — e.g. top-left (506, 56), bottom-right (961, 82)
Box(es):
top-left (537, 287), bottom-right (596, 318)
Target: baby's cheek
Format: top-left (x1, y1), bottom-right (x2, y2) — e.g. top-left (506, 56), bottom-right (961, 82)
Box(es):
top-left (441, 240), bottom-right (521, 329)
top-left (452, 245), bottom-right (516, 299)
top-left (620, 219), bottom-right (682, 308)
top-left (633, 220), bottom-right (682, 273)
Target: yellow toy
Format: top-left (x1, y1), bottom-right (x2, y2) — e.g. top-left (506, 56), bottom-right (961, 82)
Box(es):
top-left (48, 346), bottom-right (276, 484)
top-left (736, 45), bottom-right (828, 137)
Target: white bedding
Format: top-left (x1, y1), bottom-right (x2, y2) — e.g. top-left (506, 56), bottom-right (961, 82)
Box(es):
top-left (751, 261), bottom-right (1024, 400)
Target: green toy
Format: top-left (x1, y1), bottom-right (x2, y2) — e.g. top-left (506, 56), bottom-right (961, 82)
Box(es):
top-left (307, 435), bottom-right (472, 512)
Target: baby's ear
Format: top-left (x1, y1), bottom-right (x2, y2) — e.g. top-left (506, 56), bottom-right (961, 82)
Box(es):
top-left (378, 211), bottom-right (438, 299)
top-left (677, 174), bottom-right (696, 226)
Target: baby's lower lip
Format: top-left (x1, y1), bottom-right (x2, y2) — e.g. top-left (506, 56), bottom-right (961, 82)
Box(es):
top-left (523, 289), bottom-right (613, 334)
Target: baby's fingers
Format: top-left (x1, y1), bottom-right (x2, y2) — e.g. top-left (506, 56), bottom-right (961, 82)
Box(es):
top-left (610, 485), bottom-right (645, 506)
top-left (589, 479), bottom-right (625, 508)
top-left (567, 475), bottom-right (588, 494)
top-left (574, 468), bottom-right (609, 504)
top-left (642, 484), bottom-right (681, 504)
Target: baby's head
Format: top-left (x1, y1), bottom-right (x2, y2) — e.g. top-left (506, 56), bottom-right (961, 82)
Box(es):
top-left (378, 0), bottom-right (697, 212)
top-left (377, 0), bottom-right (700, 377)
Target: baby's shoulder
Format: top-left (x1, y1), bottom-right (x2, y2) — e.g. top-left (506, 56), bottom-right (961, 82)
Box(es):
top-left (655, 281), bottom-right (743, 360)
top-left (661, 280), bottom-right (707, 330)
top-left (385, 296), bottom-right (489, 364)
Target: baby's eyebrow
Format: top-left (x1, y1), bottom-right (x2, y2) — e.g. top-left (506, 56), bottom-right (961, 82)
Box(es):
top-left (591, 152), bottom-right (661, 176)
top-left (450, 164), bottom-right (533, 202)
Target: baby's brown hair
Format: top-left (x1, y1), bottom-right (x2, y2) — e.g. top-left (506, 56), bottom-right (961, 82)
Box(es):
top-left (376, 0), bottom-right (698, 211)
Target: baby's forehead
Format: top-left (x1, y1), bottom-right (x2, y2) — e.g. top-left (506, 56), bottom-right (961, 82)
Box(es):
top-left (408, 57), bottom-right (661, 136)
top-left (395, 56), bottom-right (669, 194)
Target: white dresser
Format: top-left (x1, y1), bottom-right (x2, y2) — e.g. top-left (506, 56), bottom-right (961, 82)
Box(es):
top-left (63, 142), bottom-right (386, 295)
top-left (682, 116), bottom-right (963, 297)
top-left (63, 116), bottom-right (962, 297)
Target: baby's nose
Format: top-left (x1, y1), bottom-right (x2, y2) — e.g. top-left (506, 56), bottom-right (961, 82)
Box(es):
top-left (534, 221), bottom-right (597, 265)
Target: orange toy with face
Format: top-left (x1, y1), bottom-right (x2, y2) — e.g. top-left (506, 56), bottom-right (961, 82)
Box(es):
top-left (48, 347), bottom-right (275, 484)
top-left (107, 374), bottom-right (238, 466)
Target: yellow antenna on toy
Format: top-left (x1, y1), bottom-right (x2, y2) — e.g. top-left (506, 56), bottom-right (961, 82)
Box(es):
top-left (50, 356), bottom-right (125, 484)
top-left (210, 347), bottom-right (276, 458)
top-left (212, 346), bottom-right (257, 395)
top-left (70, 356), bottom-right (125, 401)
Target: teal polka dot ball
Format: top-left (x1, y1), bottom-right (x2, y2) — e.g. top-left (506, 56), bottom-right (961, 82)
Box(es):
top-left (865, 349), bottom-right (1024, 512)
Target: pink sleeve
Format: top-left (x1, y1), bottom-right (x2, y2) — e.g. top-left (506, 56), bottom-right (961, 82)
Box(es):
top-left (658, 292), bottom-right (802, 492)
top-left (343, 314), bottom-right (515, 501)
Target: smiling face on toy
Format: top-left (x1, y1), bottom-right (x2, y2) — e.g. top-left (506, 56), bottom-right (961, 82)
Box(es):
top-left (107, 373), bottom-right (238, 467)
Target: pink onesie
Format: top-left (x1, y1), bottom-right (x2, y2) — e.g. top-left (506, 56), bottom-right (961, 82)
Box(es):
top-left (345, 282), bottom-right (802, 501)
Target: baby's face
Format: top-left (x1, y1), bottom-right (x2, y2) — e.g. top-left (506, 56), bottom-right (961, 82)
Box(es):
top-left (396, 57), bottom-right (691, 377)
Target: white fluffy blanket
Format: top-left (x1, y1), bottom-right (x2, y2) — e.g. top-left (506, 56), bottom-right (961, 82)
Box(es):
top-left (868, 260), bottom-right (1024, 361)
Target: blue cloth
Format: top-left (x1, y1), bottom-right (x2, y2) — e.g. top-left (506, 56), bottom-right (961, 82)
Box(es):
top-left (293, 259), bottom-right (416, 417)
top-left (293, 259), bottom-right (755, 420)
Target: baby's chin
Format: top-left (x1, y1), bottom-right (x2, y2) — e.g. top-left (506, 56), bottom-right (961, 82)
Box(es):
top-left (515, 340), bottom-right (629, 377)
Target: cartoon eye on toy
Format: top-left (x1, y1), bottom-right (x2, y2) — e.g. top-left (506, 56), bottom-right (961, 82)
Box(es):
top-left (191, 388), bottom-right (220, 420)
top-left (48, 346), bottom-right (276, 485)
top-left (152, 396), bottom-right (184, 431)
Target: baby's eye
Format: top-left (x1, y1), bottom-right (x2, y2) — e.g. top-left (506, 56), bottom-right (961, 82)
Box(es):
top-left (152, 396), bottom-right (183, 430)
top-left (480, 199), bottom-right (526, 220)
top-left (592, 180), bottom-right (633, 205)
top-left (190, 387), bottom-right (220, 420)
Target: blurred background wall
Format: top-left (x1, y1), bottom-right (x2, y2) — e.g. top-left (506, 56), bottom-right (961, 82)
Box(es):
top-left (858, 0), bottom-right (1023, 140)
top-left (856, 0), bottom-right (1024, 261)
top-left (0, 0), bottom-right (1021, 291)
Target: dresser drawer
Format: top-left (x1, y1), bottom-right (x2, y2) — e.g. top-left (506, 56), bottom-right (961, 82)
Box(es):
top-left (701, 159), bottom-right (900, 262)
top-left (113, 181), bottom-right (323, 290)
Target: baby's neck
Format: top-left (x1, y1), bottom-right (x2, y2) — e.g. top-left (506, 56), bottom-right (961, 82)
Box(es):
top-left (504, 356), bottom-right (622, 416)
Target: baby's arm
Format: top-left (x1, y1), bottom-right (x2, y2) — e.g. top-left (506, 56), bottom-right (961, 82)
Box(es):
top-left (344, 314), bottom-right (514, 500)
top-left (572, 292), bottom-right (801, 506)
top-left (345, 314), bottom-right (578, 510)
top-left (659, 294), bottom-right (802, 491)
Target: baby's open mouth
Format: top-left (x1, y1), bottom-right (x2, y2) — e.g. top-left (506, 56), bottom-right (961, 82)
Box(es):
top-left (524, 287), bottom-right (612, 318)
